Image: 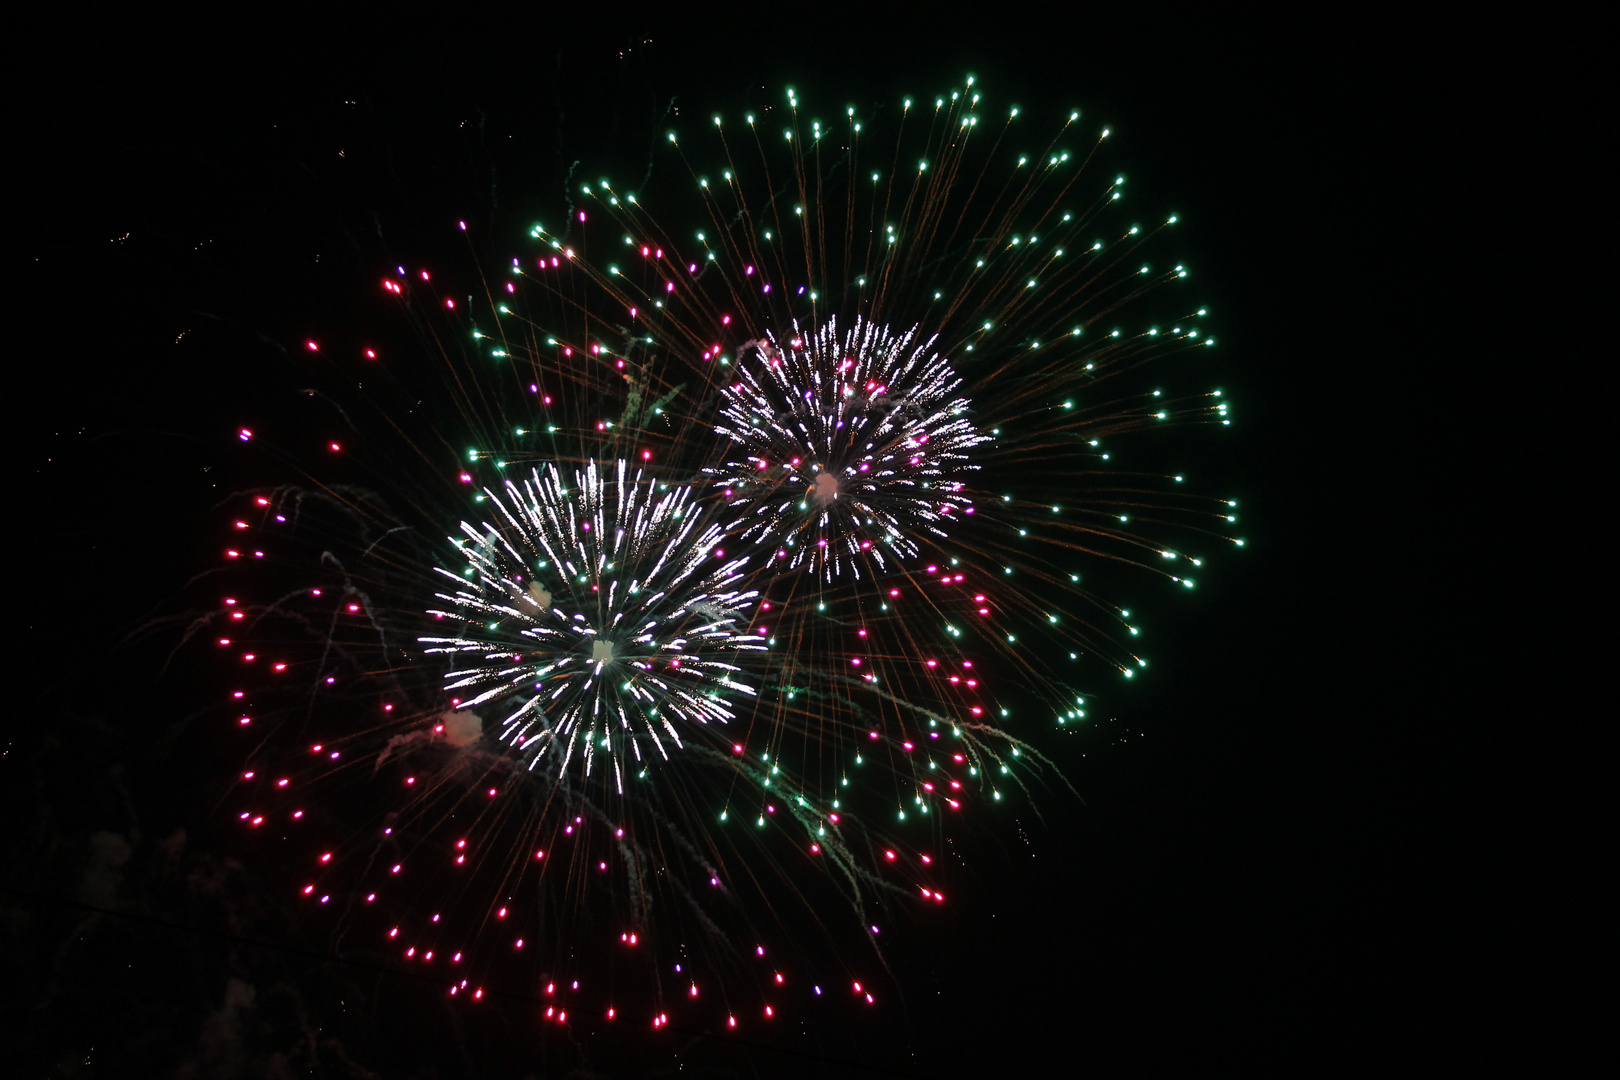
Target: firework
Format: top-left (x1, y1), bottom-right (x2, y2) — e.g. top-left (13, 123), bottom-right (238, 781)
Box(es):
top-left (706, 316), bottom-right (987, 580)
top-left (420, 459), bottom-right (764, 791)
top-left (178, 75), bottom-right (1239, 1032)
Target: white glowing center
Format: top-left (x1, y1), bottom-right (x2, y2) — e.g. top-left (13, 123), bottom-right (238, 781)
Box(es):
top-left (591, 639), bottom-right (615, 663)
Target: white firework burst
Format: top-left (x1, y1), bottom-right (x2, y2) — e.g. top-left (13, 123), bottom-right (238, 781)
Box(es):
top-left (420, 460), bottom-right (764, 792)
top-left (709, 316), bottom-right (989, 580)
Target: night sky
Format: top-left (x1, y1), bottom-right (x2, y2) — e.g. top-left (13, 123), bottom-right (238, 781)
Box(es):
top-left (10, 8), bottom-right (1596, 1077)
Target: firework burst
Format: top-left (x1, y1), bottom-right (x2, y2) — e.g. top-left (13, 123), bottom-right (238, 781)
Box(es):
top-left (708, 316), bottom-right (987, 580)
top-left (421, 459), bottom-right (764, 791)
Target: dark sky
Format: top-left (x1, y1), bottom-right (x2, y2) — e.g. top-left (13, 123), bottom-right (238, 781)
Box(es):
top-left (10, 7), bottom-right (1597, 1077)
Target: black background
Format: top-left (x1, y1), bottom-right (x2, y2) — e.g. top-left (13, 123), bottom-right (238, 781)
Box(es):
top-left (9, 5), bottom-right (1599, 1077)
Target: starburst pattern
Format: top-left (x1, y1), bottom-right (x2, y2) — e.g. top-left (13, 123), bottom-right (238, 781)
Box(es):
top-left (421, 460), bottom-right (763, 791)
top-left (706, 316), bottom-right (988, 580)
